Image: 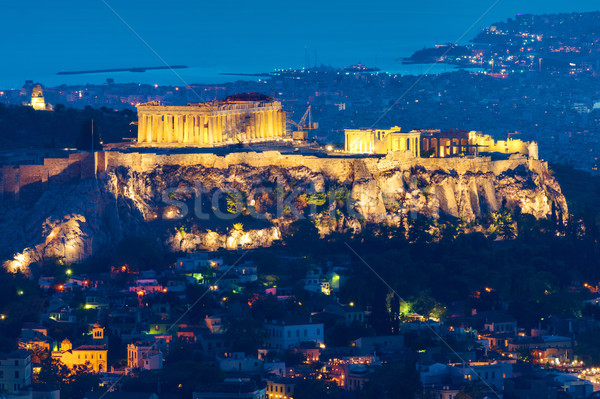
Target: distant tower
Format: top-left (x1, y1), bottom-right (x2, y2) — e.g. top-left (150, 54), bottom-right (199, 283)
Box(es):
top-left (30, 85), bottom-right (46, 110)
top-left (92, 322), bottom-right (108, 345)
top-left (92, 323), bottom-right (104, 341)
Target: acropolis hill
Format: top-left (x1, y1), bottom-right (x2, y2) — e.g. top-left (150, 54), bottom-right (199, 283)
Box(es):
top-left (0, 95), bottom-right (567, 272)
top-left (0, 145), bottom-right (567, 273)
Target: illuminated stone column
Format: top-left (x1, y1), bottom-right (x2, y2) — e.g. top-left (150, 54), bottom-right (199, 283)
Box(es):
top-left (146, 115), bottom-right (152, 143)
top-left (260, 112), bottom-right (266, 139)
top-left (171, 116), bottom-right (177, 142)
top-left (269, 110), bottom-right (276, 137)
top-left (138, 114), bottom-right (146, 143)
top-left (184, 115), bottom-right (191, 143)
top-left (225, 114), bottom-right (231, 141)
top-left (156, 115), bottom-right (163, 142)
top-left (208, 116), bottom-right (214, 145)
top-left (178, 115), bottom-right (184, 143)
top-left (219, 114), bottom-right (224, 142)
top-left (178, 115), bottom-right (185, 143)
top-left (174, 115), bottom-right (179, 143)
top-left (194, 115), bottom-right (200, 143)
top-left (182, 116), bottom-right (188, 143)
top-left (162, 115), bottom-right (168, 142)
top-left (249, 114), bottom-right (255, 140)
top-left (200, 116), bottom-right (207, 145)
top-left (150, 115), bottom-right (158, 144)
top-left (213, 115), bottom-right (223, 143)
top-left (264, 112), bottom-right (269, 138)
top-left (254, 113), bottom-right (260, 139)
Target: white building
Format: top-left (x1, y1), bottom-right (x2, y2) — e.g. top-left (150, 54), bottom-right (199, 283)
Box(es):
top-left (176, 253), bottom-right (223, 272)
top-left (0, 350), bottom-right (32, 395)
top-left (217, 353), bottom-right (262, 373)
top-left (265, 319), bottom-right (324, 350)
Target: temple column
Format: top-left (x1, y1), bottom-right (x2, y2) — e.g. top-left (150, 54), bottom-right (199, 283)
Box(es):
top-left (225, 114), bottom-right (231, 141)
top-left (150, 115), bottom-right (157, 144)
top-left (194, 116), bottom-right (200, 143)
top-left (156, 115), bottom-right (163, 143)
top-left (214, 115), bottom-right (219, 143)
top-left (200, 116), bottom-right (207, 145)
top-left (260, 113), bottom-right (266, 139)
top-left (184, 115), bottom-right (191, 143)
top-left (208, 116), bottom-right (214, 145)
top-left (219, 115), bottom-right (224, 143)
top-left (179, 115), bottom-right (185, 143)
top-left (182, 116), bottom-right (188, 143)
top-left (269, 110), bottom-right (275, 138)
top-left (178, 115), bottom-right (185, 143)
top-left (172, 115), bottom-right (178, 143)
top-left (164, 116), bottom-right (171, 142)
top-left (255, 113), bottom-right (261, 139)
top-left (138, 114), bottom-right (146, 143)
top-left (249, 115), bottom-right (255, 140)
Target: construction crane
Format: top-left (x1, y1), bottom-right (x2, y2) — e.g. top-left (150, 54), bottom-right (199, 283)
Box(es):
top-left (289, 105), bottom-right (318, 141)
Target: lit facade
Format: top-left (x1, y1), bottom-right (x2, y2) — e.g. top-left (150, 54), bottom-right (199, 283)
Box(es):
top-left (266, 378), bottom-right (295, 399)
top-left (127, 342), bottom-right (163, 371)
top-left (51, 339), bottom-right (107, 373)
top-left (265, 320), bottom-right (324, 350)
top-left (344, 126), bottom-right (421, 156)
top-left (30, 85), bottom-right (52, 111)
top-left (137, 99), bottom-right (287, 146)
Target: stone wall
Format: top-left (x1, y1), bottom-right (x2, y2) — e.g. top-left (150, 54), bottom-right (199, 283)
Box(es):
top-left (0, 150), bottom-right (549, 203)
top-left (0, 153), bottom-right (98, 202)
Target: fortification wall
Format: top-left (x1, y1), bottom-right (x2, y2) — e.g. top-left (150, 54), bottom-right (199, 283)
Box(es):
top-left (0, 153), bottom-right (98, 202)
top-left (0, 150), bottom-right (547, 202)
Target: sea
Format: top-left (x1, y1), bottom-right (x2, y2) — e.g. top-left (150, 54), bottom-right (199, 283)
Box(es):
top-left (0, 0), bottom-right (597, 89)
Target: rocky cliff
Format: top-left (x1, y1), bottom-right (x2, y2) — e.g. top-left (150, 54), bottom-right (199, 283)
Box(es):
top-left (0, 152), bottom-right (567, 272)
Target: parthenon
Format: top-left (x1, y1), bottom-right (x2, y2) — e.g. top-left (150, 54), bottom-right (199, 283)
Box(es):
top-left (137, 98), bottom-right (287, 146)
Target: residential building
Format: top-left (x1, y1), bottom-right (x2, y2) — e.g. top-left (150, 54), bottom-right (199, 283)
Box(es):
top-left (127, 342), bottom-right (163, 371)
top-left (0, 350), bottom-right (32, 395)
top-left (265, 319), bottom-right (324, 350)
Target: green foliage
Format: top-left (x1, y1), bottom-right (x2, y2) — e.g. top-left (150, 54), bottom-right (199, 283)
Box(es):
top-left (488, 208), bottom-right (517, 239)
top-left (226, 192), bottom-right (244, 214)
top-left (306, 192), bottom-right (327, 206)
top-left (36, 358), bottom-right (100, 399)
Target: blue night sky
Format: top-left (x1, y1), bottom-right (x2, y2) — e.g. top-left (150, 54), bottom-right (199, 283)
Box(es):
top-left (1, 0), bottom-right (599, 87)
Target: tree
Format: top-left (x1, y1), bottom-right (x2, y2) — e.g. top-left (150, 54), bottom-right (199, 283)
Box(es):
top-left (283, 219), bottom-right (321, 253)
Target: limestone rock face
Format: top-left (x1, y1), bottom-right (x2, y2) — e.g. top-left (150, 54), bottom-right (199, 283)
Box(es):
top-left (0, 155), bottom-right (568, 272)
